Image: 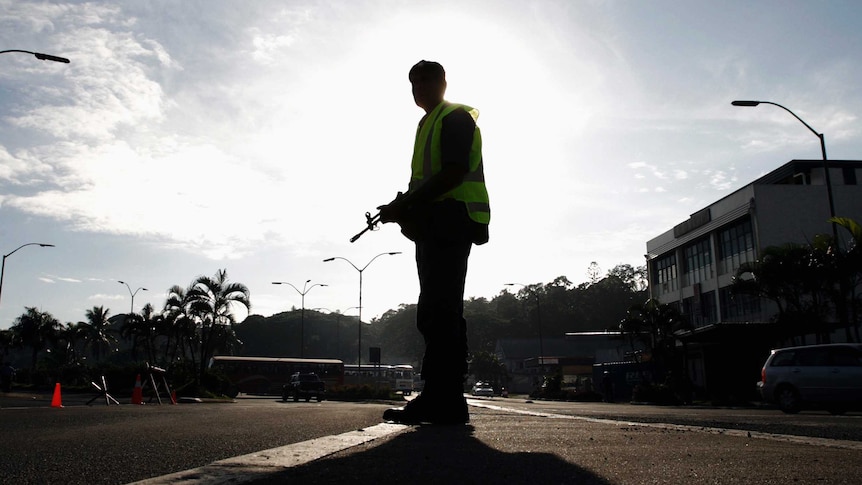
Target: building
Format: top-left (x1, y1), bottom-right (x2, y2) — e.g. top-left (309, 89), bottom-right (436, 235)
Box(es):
top-left (645, 159), bottom-right (862, 401)
top-left (495, 334), bottom-right (640, 394)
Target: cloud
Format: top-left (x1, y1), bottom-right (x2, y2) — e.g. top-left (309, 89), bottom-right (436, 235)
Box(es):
top-left (55, 276), bottom-right (82, 283)
top-left (88, 293), bottom-right (124, 301)
top-left (1, 2), bottom-right (377, 260)
top-left (0, 146), bottom-right (54, 184)
top-left (249, 29), bottom-right (297, 64)
top-left (12, 29), bottom-right (172, 143)
top-left (38, 275), bottom-right (82, 284)
top-left (4, 139), bottom-right (292, 258)
top-left (705, 169), bottom-right (737, 191)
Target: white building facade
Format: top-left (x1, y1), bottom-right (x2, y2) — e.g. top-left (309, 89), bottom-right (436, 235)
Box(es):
top-left (645, 159), bottom-right (862, 401)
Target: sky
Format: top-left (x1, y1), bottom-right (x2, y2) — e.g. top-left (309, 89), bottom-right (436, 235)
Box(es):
top-left (2, 0), bottom-right (861, 330)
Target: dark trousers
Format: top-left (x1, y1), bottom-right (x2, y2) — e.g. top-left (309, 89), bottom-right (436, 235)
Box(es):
top-left (415, 237), bottom-right (472, 384)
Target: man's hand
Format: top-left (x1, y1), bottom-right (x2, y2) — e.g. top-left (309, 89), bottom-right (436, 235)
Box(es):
top-left (377, 196), bottom-right (407, 223)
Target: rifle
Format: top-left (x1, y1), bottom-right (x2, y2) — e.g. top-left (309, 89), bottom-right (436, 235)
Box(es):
top-left (350, 210), bottom-right (381, 243)
top-left (350, 192), bottom-right (416, 243)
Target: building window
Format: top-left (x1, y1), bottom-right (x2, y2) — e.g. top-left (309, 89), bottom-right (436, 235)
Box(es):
top-left (683, 290), bottom-right (717, 328)
top-left (843, 167), bottom-right (858, 185)
top-left (719, 287), bottom-right (762, 322)
top-left (653, 253), bottom-right (678, 294)
top-left (718, 218), bottom-right (755, 275)
top-left (684, 238), bottom-right (713, 285)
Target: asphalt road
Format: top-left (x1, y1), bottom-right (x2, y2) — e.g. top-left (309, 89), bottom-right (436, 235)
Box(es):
top-left (492, 397), bottom-right (862, 442)
top-left (248, 401), bottom-right (862, 485)
top-left (0, 394), bottom-right (390, 484)
top-left (2, 392), bottom-right (862, 484)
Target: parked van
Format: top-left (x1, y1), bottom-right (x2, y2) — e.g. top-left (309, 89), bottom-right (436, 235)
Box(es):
top-left (758, 343), bottom-right (862, 414)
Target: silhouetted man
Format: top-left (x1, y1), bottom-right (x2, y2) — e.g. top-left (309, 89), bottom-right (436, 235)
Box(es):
top-left (379, 60), bottom-right (490, 424)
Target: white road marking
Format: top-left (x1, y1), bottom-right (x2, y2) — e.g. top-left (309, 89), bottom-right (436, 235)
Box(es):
top-left (130, 400), bottom-right (862, 483)
top-left (128, 422), bottom-right (408, 485)
top-left (467, 400), bottom-right (862, 451)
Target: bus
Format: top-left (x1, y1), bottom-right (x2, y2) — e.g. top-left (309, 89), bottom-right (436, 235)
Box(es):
top-left (209, 356), bottom-right (344, 396)
top-left (343, 364), bottom-right (415, 395)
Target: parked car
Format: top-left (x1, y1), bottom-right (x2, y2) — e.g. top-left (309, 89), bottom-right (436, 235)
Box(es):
top-left (282, 372), bottom-right (325, 402)
top-left (758, 343), bottom-right (862, 414)
top-left (471, 382), bottom-right (494, 397)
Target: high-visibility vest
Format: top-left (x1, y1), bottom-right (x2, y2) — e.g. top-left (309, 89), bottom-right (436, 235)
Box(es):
top-left (409, 102), bottom-right (490, 225)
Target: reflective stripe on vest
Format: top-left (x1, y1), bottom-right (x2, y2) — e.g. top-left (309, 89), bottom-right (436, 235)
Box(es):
top-left (410, 102), bottom-right (490, 224)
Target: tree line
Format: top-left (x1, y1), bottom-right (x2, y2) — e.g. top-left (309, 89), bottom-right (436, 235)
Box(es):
top-left (0, 261), bottom-right (649, 393)
top-left (235, 263), bottom-right (649, 367)
top-left (4, 214), bottom-right (857, 399)
top-left (732, 217), bottom-right (862, 345)
top-left (0, 269), bottom-right (249, 392)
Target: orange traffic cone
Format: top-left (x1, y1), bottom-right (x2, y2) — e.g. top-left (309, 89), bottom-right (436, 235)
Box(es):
top-left (131, 374), bottom-right (143, 405)
top-left (170, 390), bottom-right (177, 405)
top-left (51, 382), bottom-right (63, 408)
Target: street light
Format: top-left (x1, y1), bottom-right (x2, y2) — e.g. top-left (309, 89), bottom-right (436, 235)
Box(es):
top-left (117, 281), bottom-right (148, 314)
top-left (312, 306), bottom-right (359, 360)
top-left (272, 280), bottom-right (327, 358)
top-left (732, 100), bottom-right (837, 242)
top-left (505, 283), bottom-right (545, 371)
top-left (0, 243), bottom-right (55, 308)
top-left (323, 252), bottom-right (401, 369)
top-left (0, 49), bottom-right (71, 63)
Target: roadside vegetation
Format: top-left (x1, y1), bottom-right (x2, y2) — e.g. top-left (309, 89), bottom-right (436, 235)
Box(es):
top-left (0, 269), bottom-right (248, 398)
top-left (2, 217), bottom-right (858, 403)
top-left (732, 217), bottom-right (862, 346)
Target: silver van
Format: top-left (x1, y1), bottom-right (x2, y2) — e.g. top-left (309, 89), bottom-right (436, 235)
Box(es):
top-left (758, 343), bottom-right (862, 414)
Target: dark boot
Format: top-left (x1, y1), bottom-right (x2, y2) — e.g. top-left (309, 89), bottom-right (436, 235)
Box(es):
top-left (383, 380), bottom-right (468, 425)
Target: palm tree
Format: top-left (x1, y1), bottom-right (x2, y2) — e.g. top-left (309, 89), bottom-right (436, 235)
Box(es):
top-left (81, 306), bottom-right (117, 363)
top-left (118, 312), bottom-right (144, 362)
top-left (11, 307), bottom-right (62, 371)
top-left (620, 298), bottom-right (689, 377)
top-left (830, 217), bottom-right (862, 342)
top-left (732, 233), bottom-right (851, 345)
top-left (57, 322), bottom-right (88, 366)
top-left (138, 303), bottom-right (158, 364)
top-left (186, 269), bottom-right (250, 383)
top-left (150, 312), bottom-right (171, 367)
top-left (164, 284), bottom-right (196, 367)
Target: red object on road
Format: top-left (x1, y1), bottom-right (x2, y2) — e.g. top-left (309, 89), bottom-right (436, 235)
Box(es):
top-left (51, 382), bottom-right (63, 408)
top-left (131, 374), bottom-right (143, 405)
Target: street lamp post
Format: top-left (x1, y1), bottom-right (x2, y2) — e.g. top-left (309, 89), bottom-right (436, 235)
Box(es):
top-left (0, 52), bottom-right (66, 314)
top-left (312, 307), bottom-right (360, 360)
top-left (732, 100), bottom-right (837, 242)
top-left (0, 49), bottom-right (70, 63)
top-left (272, 280), bottom-right (327, 358)
top-left (339, 307), bottom-right (361, 361)
top-left (323, 252), bottom-right (400, 369)
top-left (0, 243), bottom-right (55, 308)
top-left (117, 281), bottom-right (148, 314)
top-left (505, 283), bottom-right (545, 371)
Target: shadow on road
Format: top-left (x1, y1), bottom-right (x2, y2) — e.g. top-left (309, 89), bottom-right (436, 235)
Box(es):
top-left (250, 423), bottom-right (610, 484)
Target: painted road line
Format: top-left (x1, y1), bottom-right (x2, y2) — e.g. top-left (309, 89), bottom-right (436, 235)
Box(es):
top-left (128, 422), bottom-right (408, 485)
top-left (467, 400), bottom-right (862, 451)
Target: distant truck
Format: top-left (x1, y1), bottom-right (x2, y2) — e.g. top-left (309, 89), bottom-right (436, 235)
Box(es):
top-left (282, 372), bottom-right (325, 402)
